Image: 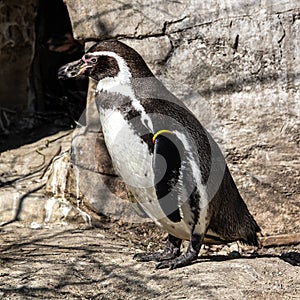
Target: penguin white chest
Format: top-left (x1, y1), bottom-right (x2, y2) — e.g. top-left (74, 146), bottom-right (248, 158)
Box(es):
top-left (99, 108), bottom-right (194, 239)
top-left (99, 108), bottom-right (154, 189)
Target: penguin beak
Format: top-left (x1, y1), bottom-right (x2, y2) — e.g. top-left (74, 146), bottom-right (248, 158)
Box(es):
top-left (58, 59), bottom-right (89, 80)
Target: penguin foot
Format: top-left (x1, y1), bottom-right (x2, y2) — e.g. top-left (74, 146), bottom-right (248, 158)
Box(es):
top-left (133, 234), bottom-right (182, 262)
top-left (133, 250), bottom-right (179, 262)
top-left (156, 233), bottom-right (202, 270)
top-left (155, 253), bottom-right (197, 270)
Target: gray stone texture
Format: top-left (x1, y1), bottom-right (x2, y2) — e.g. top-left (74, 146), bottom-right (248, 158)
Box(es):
top-left (2, 1), bottom-right (298, 229)
top-left (60, 0), bottom-right (299, 225)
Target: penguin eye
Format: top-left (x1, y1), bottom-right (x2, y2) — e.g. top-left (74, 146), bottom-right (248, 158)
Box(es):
top-left (90, 57), bottom-right (98, 64)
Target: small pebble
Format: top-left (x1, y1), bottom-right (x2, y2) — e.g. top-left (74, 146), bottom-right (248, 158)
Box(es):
top-left (30, 222), bottom-right (43, 229)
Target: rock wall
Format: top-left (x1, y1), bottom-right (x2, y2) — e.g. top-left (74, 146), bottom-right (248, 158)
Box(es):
top-left (46, 1), bottom-right (299, 231)
top-left (64, 0), bottom-right (300, 139)
top-left (0, 0), bottom-right (38, 109)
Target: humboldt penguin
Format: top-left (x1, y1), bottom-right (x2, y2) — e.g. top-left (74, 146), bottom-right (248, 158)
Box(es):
top-left (58, 40), bottom-right (260, 270)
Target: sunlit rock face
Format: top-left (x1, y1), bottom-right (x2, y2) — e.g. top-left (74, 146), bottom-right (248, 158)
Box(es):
top-left (1, 1), bottom-right (299, 230)
top-left (55, 0), bottom-right (299, 229)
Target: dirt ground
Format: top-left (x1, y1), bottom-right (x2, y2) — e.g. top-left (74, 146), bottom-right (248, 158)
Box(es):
top-left (0, 115), bottom-right (299, 299)
top-left (0, 224), bottom-right (299, 300)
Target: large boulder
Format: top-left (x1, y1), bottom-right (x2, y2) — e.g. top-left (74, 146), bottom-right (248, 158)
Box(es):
top-left (45, 1), bottom-right (299, 232)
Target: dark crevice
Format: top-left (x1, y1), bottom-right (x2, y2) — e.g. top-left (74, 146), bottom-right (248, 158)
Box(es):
top-left (292, 11), bottom-right (300, 23)
top-left (233, 34), bottom-right (239, 51)
top-left (1, 0), bottom-right (89, 152)
top-left (30, 0), bottom-right (87, 116)
top-left (162, 16), bottom-right (189, 34)
top-left (277, 14), bottom-right (286, 60)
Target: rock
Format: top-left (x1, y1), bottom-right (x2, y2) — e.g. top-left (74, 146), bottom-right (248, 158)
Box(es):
top-left (0, 3), bottom-right (299, 298)
top-left (3, 0), bottom-right (297, 231)
top-left (58, 0), bottom-right (300, 230)
top-left (0, 130), bottom-right (73, 225)
top-left (0, 226), bottom-right (299, 299)
top-left (45, 80), bottom-right (149, 224)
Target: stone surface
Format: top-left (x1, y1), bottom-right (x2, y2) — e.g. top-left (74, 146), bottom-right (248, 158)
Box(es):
top-left (0, 2), bottom-right (299, 298)
top-left (65, 1), bottom-right (299, 41)
top-left (59, 0), bottom-right (300, 231)
top-left (1, 0), bottom-right (299, 235)
top-left (0, 225), bottom-right (299, 299)
top-left (42, 78), bottom-right (148, 224)
top-left (0, 130), bottom-right (74, 226)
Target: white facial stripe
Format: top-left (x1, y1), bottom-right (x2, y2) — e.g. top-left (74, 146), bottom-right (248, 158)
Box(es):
top-left (92, 50), bottom-right (154, 132)
top-left (91, 51), bottom-right (132, 86)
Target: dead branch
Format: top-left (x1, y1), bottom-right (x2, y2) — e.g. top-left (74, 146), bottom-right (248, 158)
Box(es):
top-left (260, 233), bottom-right (300, 247)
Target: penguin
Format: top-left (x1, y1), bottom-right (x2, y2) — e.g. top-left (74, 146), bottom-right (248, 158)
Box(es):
top-left (58, 40), bottom-right (260, 270)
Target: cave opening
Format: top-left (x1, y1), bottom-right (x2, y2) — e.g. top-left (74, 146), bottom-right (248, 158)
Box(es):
top-left (0, 0), bottom-right (89, 152)
top-left (30, 0), bottom-right (88, 122)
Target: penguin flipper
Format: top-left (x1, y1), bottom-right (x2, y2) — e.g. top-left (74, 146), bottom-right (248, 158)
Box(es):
top-left (152, 133), bottom-right (182, 223)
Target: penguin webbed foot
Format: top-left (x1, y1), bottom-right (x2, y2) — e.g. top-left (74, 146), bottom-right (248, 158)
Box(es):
top-left (133, 250), bottom-right (179, 262)
top-left (156, 233), bottom-right (202, 270)
top-left (133, 234), bottom-right (182, 262)
top-left (155, 251), bottom-right (197, 270)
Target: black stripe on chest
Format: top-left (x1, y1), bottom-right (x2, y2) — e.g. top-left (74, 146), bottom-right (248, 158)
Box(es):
top-left (96, 92), bottom-right (154, 151)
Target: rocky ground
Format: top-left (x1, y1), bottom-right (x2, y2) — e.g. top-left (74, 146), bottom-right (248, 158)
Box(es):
top-left (0, 224), bottom-right (299, 299)
top-left (0, 115), bottom-right (299, 299)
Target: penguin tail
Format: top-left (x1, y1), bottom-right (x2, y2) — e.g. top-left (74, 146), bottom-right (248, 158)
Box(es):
top-left (241, 219), bottom-right (261, 247)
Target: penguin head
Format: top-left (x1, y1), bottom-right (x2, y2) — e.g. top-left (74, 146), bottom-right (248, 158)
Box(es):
top-left (58, 40), bottom-right (153, 83)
